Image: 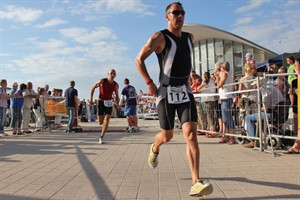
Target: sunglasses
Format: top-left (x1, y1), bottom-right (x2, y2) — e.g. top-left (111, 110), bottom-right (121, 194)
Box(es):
top-left (169, 10), bottom-right (185, 16)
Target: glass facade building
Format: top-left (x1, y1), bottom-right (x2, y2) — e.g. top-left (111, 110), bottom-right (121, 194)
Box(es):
top-left (183, 24), bottom-right (277, 77)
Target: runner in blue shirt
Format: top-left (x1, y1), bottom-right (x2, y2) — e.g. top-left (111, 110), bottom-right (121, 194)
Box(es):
top-left (121, 78), bottom-right (138, 132)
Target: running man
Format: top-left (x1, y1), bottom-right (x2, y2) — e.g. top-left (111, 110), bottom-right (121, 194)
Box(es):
top-left (135, 2), bottom-right (213, 197)
top-left (121, 78), bottom-right (138, 133)
top-left (89, 69), bottom-right (120, 144)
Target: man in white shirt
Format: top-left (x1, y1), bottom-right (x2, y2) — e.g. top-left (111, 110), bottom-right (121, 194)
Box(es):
top-left (22, 82), bottom-right (38, 133)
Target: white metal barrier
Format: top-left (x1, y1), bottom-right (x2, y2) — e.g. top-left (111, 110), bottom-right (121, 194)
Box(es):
top-left (193, 72), bottom-right (299, 156)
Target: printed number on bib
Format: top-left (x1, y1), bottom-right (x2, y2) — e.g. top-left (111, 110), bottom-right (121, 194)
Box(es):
top-left (167, 85), bottom-right (190, 104)
top-left (104, 100), bottom-right (113, 107)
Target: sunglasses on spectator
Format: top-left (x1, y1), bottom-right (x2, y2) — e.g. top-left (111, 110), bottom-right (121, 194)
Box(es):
top-left (168, 10), bottom-right (185, 16)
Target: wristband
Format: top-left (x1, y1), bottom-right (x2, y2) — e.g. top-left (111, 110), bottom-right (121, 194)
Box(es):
top-left (146, 79), bottom-right (153, 85)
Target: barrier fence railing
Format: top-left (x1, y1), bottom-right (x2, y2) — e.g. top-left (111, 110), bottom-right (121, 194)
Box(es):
top-left (193, 72), bottom-right (299, 157)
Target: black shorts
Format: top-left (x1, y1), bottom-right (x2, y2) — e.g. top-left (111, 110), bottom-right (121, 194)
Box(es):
top-left (157, 93), bottom-right (197, 130)
top-left (97, 100), bottom-right (113, 116)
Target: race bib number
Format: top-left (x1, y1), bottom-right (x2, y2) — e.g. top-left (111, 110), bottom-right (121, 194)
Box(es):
top-left (167, 85), bottom-right (190, 104)
top-left (103, 100), bottom-right (113, 107)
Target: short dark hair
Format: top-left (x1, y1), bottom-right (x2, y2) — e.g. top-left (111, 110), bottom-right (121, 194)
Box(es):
top-left (287, 56), bottom-right (295, 62)
top-left (70, 80), bottom-right (75, 87)
top-left (20, 83), bottom-right (27, 90)
top-left (295, 58), bottom-right (300, 63)
top-left (124, 78), bottom-right (129, 84)
top-left (204, 71), bottom-right (210, 77)
top-left (166, 2), bottom-right (182, 12)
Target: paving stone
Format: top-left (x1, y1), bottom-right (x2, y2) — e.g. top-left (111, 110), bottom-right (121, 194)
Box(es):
top-left (0, 119), bottom-right (299, 200)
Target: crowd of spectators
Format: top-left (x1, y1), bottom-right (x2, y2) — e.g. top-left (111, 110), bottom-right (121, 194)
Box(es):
top-left (0, 82), bottom-right (67, 136)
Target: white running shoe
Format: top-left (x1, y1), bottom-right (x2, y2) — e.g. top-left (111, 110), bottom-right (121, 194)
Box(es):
top-left (148, 143), bottom-right (159, 169)
top-left (189, 180), bottom-right (213, 197)
top-left (99, 137), bottom-right (104, 144)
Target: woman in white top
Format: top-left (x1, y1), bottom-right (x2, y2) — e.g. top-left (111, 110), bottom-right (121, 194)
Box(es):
top-left (216, 61), bottom-right (236, 144)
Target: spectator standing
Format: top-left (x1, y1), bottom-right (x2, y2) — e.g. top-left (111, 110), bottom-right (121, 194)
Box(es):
top-left (22, 82), bottom-right (38, 133)
top-left (274, 66), bottom-right (289, 101)
top-left (286, 56), bottom-right (296, 85)
top-left (9, 82), bottom-right (18, 124)
top-left (44, 84), bottom-right (50, 98)
top-left (190, 72), bottom-right (206, 133)
top-left (85, 99), bottom-right (91, 122)
top-left (89, 69), bottom-right (120, 144)
top-left (197, 72), bottom-right (217, 137)
top-left (11, 83), bottom-right (27, 135)
top-left (0, 79), bottom-right (9, 137)
top-left (216, 61), bottom-right (236, 144)
top-left (121, 78), bottom-right (138, 132)
top-left (135, 2), bottom-right (213, 197)
top-left (64, 81), bottom-right (78, 133)
top-left (33, 88), bottom-right (46, 131)
top-left (213, 62), bottom-right (224, 133)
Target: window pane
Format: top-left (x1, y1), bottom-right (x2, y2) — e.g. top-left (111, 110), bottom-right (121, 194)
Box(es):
top-left (233, 42), bottom-right (243, 76)
top-left (224, 40), bottom-right (232, 67)
top-left (207, 39), bottom-right (214, 75)
top-left (254, 48), bottom-right (265, 63)
top-left (215, 39), bottom-right (223, 64)
top-left (194, 42), bottom-right (200, 75)
top-left (200, 40), bottom-right (207, 77)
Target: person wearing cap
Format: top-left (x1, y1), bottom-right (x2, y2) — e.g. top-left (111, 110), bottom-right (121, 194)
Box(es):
top-left (245, 53), bottom-right (257, 72)
top-left (244, 78), bottom-right (284, 148)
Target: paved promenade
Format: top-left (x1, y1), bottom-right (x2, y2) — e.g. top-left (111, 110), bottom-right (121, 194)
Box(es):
top-left (0, 118), bottom-right (299, 200)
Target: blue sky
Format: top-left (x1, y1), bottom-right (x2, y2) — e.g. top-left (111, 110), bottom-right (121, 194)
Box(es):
top-left (1, 0), bottom-right (299, 100)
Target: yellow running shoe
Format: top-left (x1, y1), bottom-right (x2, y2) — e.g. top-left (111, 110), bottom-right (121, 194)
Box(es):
top-left (148, 143), bottom-right (159, 169)
top-left (189, 180), bottom-right (213, 197)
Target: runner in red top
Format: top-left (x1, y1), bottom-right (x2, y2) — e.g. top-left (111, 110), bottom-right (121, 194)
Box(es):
top-left (90, 69), bottom-right (120, 144)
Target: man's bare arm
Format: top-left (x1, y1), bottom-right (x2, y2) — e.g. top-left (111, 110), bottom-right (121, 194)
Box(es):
top-left (89, 80), bottom-right (102, 103)
top-left (114, 83), bottom-right (120, 106)
top-left (135, 31), bottom-right (164, 83)
top-left (135, 32), bottom-right (164, 96)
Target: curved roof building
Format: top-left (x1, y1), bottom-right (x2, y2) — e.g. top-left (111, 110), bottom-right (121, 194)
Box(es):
top-left (182, 24), bottom-right (278, 77)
